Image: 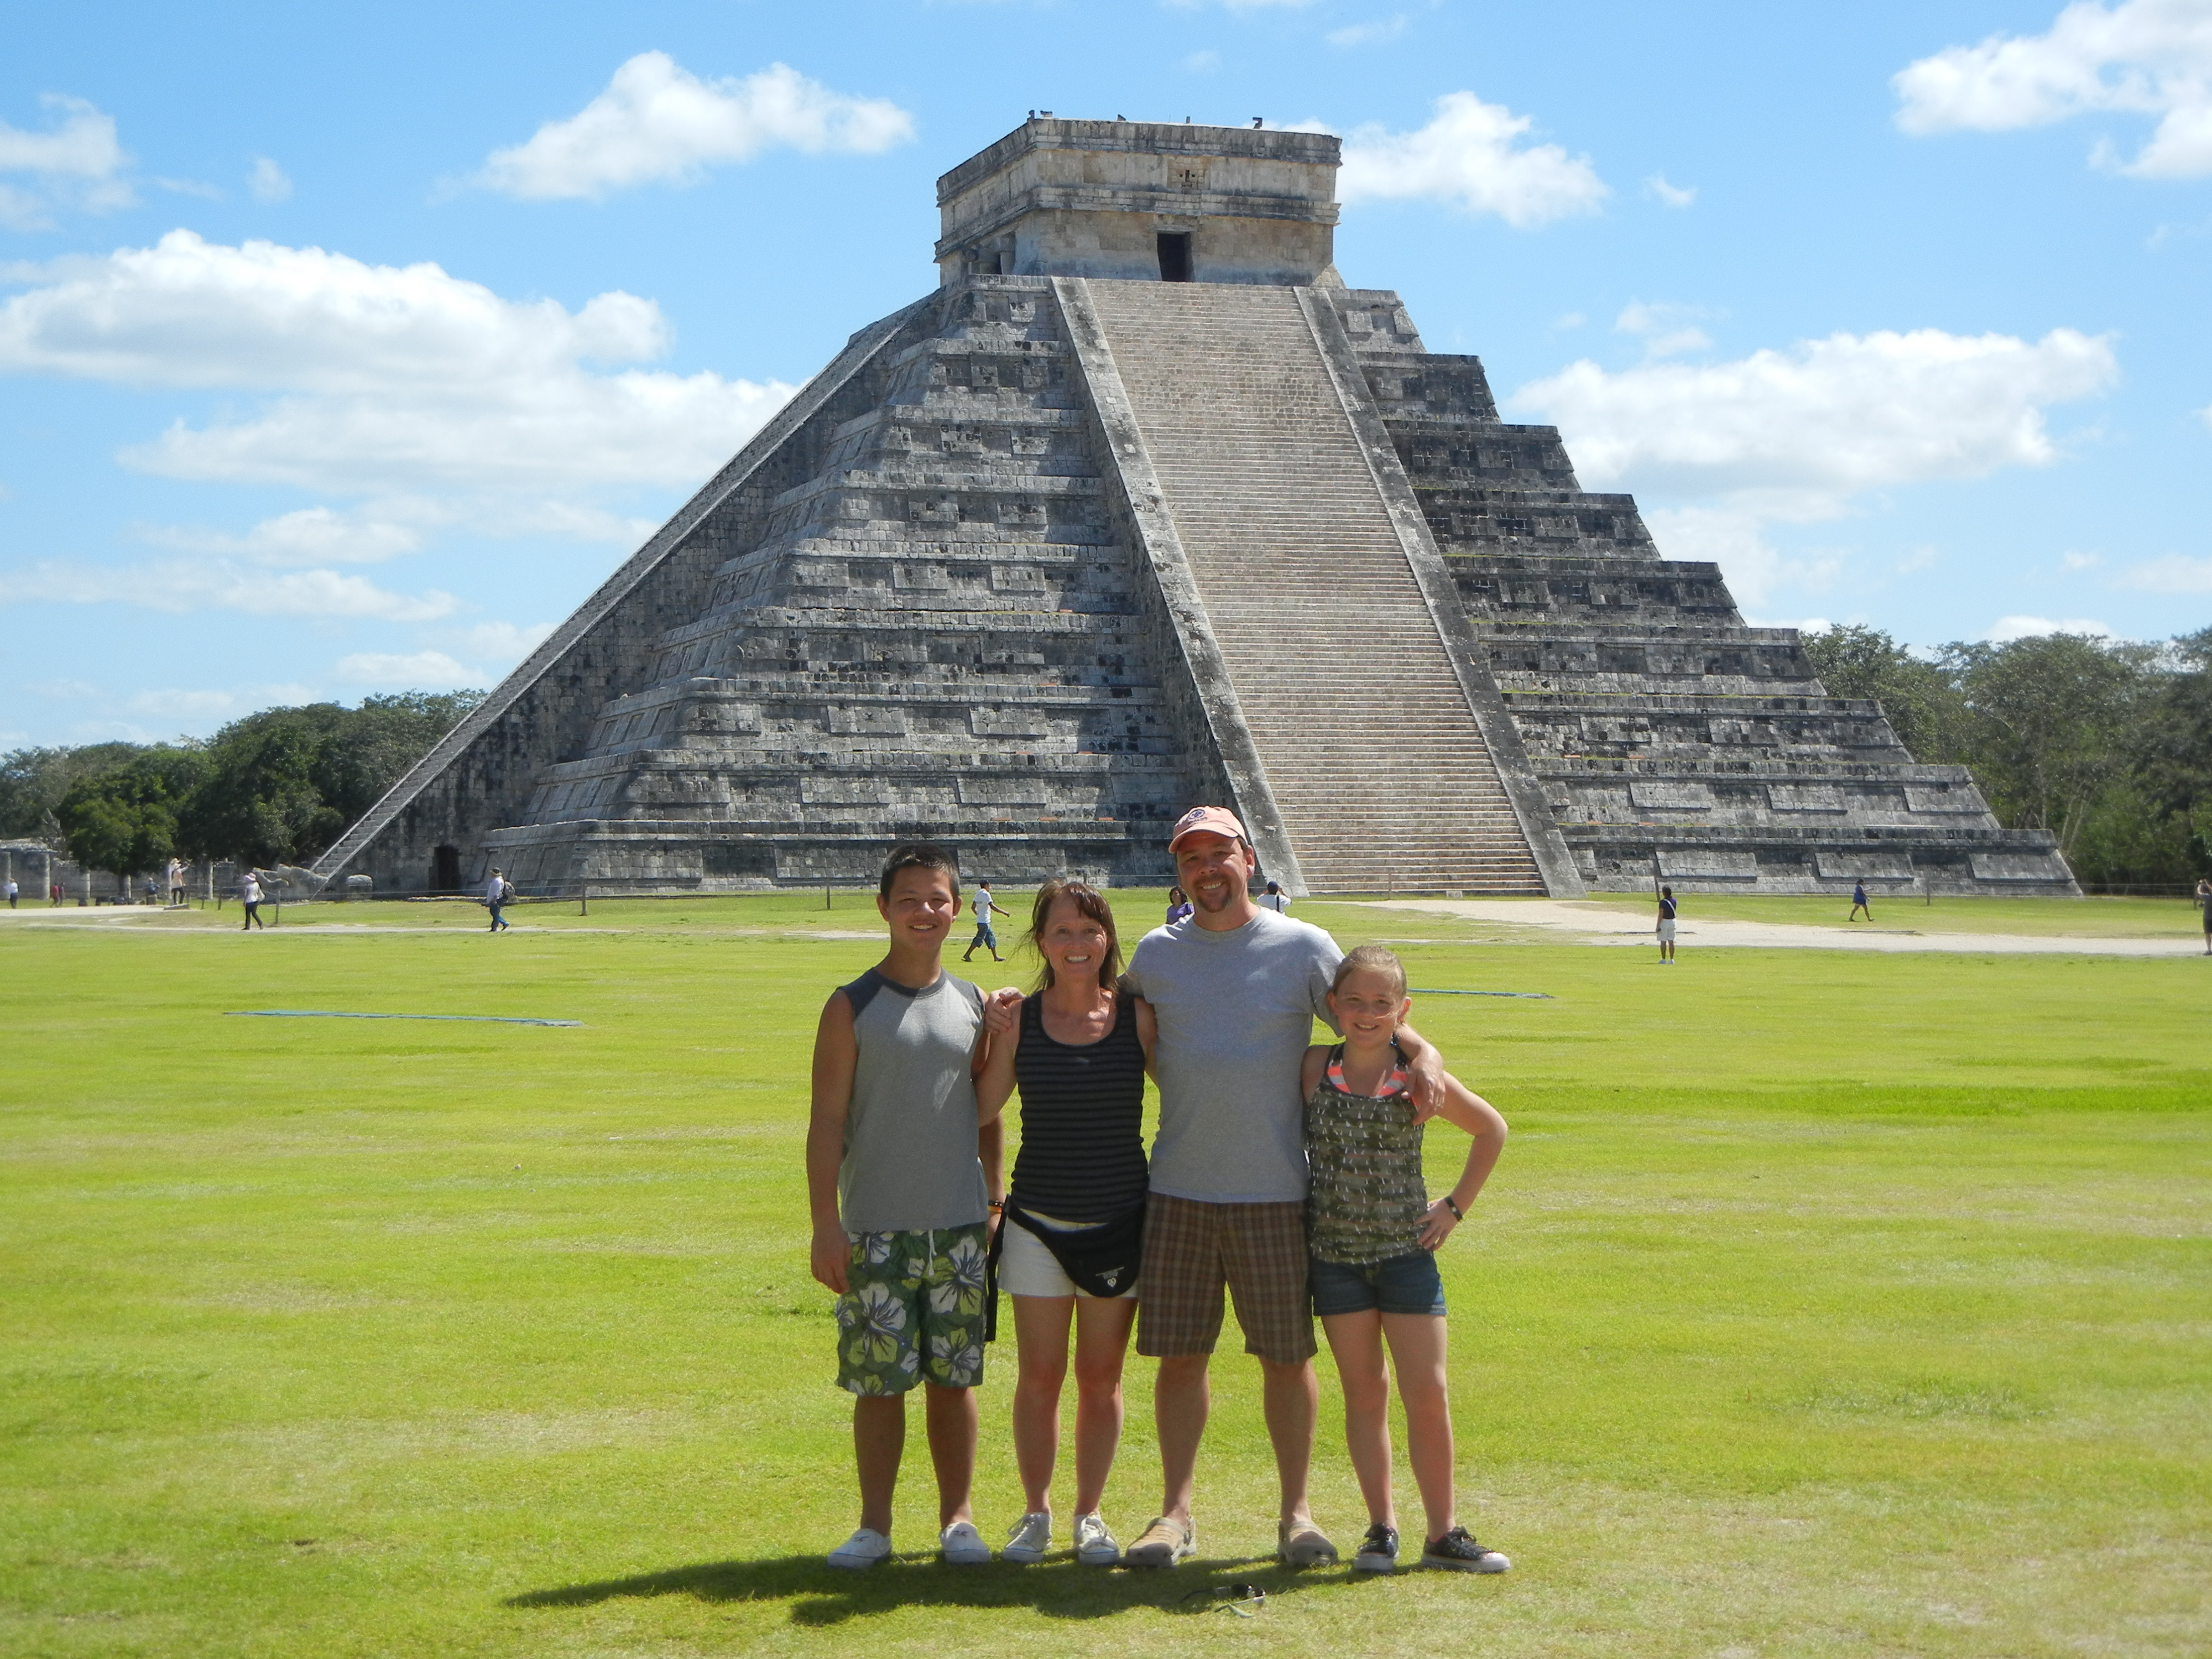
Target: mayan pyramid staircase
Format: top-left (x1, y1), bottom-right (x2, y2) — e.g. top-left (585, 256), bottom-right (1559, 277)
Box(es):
top-left (1079, 281), bottom-right (1544, 894)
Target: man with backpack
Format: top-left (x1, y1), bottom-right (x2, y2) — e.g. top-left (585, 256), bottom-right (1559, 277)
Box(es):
top-left (486, 868), bottom-right (515, 932)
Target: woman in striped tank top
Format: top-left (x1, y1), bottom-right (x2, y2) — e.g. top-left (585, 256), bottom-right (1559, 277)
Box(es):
top-left (975, 879), bottom-right (1156, 1568)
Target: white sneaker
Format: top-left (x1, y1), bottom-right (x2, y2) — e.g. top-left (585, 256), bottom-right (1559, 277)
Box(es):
top-left (827, 1527), bottom-right (891, 1570)
top-left (1073, 1511), bottom-right (1120, 1567)
top-left (1002, 1510), bottom-right (1052, 1564)
top-left (940, 1520), bottom-right (992, 1564)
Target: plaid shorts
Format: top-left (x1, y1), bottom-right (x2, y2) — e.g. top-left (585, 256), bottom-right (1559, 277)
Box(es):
top-left (1136, 1193), bottom-right (1316, 1364)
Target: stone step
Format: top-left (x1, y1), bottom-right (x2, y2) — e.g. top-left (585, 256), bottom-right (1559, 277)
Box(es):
top-left (1085, 280), bottom-right (1541, 891)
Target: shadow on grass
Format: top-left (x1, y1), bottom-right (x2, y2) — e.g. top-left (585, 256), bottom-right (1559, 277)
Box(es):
top-left (508, 1552), bottom-right (1371, 1626)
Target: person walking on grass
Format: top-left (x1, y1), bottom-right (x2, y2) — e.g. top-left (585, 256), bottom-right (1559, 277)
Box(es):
top-left (809, 843), bottom-right (1000, 1571)
top-left (168, 858), bottom-right (187, 907)
top-left (1305, 945), bottom-right (1511, 1575)
top-left (1656, 885), bottom-right (1677, 963)
top-left (961, 878), bottom-right (1010, 963)
top-left (1850, 879), bottom-right (1872, 922)
top-left (5, 878), bottom-right (16, 910)
top-left (485, 868), bottom-right (514, 932)
top-left (974, 879), bottom-right (1155, 1569)
top-left (2198, 878), bottom-right (2212, 957)
top-left (240, 870), bottom-right (265, 930)
top-left (1109, 806), bottom-right (1449, 1572)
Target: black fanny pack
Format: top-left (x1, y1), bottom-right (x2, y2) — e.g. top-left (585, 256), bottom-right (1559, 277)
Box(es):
top-left (984, 1195), bottom-right (1146, 1341)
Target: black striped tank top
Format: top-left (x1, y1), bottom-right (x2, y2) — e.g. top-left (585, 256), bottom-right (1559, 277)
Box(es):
top-left (1009, 992), bottom-right (1149, 1223)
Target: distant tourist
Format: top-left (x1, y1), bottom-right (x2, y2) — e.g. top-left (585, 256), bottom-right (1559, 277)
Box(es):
top-left (2198, 878), bottom-right (2212, 956)
top-left (1259, 880), bottom-right (1291, 914)
top-left (1165, 885), bottom-right (1192, 926)
top-left (5, 878), bottom-right (17, 909)
top-left (485, 868), bottom-right (513, 932)
top-left (168, 859), bottom-right (187, 906)
top-left (1850, 879), bottom-right (1872, 921)
top-left (240, 870), bottom-right (266, 931)
top-left (810, 843), bottom-right (997, 1571)
top-left (1112, 805), bottom-right (1448, 1571)
top-left (1303, 945), bottom-right (1511, 1574)
top-left (960, 878), bottom-right (1010, 963)
top-left (974, 879), bottom-right (1155, 1568)
top-left (50, 881), bottom-right (62, 906)
top-left (1656, 885), bottom-right (1677, 963)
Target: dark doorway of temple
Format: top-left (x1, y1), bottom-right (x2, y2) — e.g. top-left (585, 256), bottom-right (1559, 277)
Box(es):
top-left (1156, 232), bottom-right (1192, 281)
top-left (433, 845), bottom-right (461, 892)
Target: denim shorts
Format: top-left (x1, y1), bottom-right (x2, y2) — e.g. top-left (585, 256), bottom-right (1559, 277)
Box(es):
top-left (1310, 1249), bottom-right (1447, 1318)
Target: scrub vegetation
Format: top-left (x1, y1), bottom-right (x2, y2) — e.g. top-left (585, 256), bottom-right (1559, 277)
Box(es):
top-left (3, 894), bottom-right (2205, 1657)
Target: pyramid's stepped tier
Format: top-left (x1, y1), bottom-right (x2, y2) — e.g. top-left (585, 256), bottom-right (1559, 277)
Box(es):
top-left (1076, 278), bottom-right (1566, 895)
top-left (481, 278), bottom-right (1229, 893)
top-left (1341, 289), bottom-right (2077, 896)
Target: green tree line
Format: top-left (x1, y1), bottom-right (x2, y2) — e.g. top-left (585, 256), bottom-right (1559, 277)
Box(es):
top-left (0, 691), bottom-right (483, 885)
top-left (1802, 626), bottom-right (2212, 887)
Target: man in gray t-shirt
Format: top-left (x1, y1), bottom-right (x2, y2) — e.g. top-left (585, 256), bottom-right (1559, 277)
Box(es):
top-left (1115, 807), bottom-right (1444, 1572)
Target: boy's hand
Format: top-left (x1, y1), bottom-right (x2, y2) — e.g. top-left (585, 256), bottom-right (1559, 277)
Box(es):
top-left (1417, 1197), bottom-right (1461, 1251)
top-left (983, 987), bottom-right (1022, 1035)
top-left (811, 1222), bottom-right (852, 1294)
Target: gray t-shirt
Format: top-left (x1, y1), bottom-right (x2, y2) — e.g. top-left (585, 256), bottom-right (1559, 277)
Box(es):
top-left (1125, 909), bottom-right (1343, 1203)
top-left (838, 967), bottom-right (989, 1233)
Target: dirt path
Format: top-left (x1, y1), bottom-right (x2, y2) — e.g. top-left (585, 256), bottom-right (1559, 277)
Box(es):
top-left (1352, 899), bottom-right (2209, 957)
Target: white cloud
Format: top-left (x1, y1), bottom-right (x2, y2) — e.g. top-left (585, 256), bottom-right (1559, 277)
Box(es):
top-left (1615, 300), bottom-right (1715, 359)
top-left (1166, 0), bottom-right (1316, 9)
top-left (0, 95), bottom-right (133, 228)
top-left (140, 506), bottom-right (422, 565)
top-left (1894, 0), bottom-right (2212, 178)
top-left (332, 650), bottom-right (476, 687)
top-left (435, 620), bottom-right (556, 662)
top-left (26, 678), bottom-right (101, 700)
top-left (1645, 173), bottom-right (1697, 207)
top-left (124, 682), bottom-right (319, 720)
top-left (1644, 505), bottom-right (1844, 612)
top-left (1512, 326), bottom-right (2118, 612)
top-left (2062, 548), bottom-right (2105, 570)
top-left (1181, 51), bottom-right (1222, 72)
top-left (2116, 552), bottom-right (2212, 591)
top-left (1511, 327), bottom-right (2117, 510)
top-left (248, 156), bottom-right (293, 202)
top-left (1328, 15), bottom-right (1409, 47)
top-left (1332, 91), bottom-right (1608, 226)
top-left (11, 558), bottom-right (458, 622)
top-left (475, 55), bottom-right (913, 201)
top-left (0, 231), bottom-right (799, 497)
top-left (1985, 614), bottom-right (2115, 639)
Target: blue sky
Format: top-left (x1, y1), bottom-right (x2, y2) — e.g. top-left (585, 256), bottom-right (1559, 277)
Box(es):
top-left (3, 0), bottom-right (2209, 747)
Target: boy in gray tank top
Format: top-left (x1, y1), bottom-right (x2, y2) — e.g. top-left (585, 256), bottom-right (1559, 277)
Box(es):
top-left (808, 844), bottom-right (1007, 1571)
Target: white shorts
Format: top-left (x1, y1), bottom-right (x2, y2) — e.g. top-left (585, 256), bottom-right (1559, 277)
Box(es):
top-left (1657, 920), bottom-right (1677, 942)
top-left (998, 1211), bottom-right (1138, 1300)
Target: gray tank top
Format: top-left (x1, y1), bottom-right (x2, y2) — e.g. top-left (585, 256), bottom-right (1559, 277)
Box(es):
top-left (839, 968), bottom-right (989, 1233)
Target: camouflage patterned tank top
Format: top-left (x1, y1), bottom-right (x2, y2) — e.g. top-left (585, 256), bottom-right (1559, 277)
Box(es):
top-left (1303, 1042), bottom-right (1428, 1265)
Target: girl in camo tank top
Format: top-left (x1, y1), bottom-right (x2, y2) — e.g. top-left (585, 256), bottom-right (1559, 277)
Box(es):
top-left (1300, 945), bottom-right (1514, 1577)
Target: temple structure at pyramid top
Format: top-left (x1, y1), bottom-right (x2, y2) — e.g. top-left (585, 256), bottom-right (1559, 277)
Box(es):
top-left (313, 117), bottom-right (2075, 900)
top-left (936, 119), bottom-right (1342, 286)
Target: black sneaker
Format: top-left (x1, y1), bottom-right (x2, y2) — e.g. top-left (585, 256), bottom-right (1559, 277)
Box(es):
top-left (1352, 1522), bottom-right (1399, 1573)
top-left (1421, 1527), bottom-right (1510, 1573)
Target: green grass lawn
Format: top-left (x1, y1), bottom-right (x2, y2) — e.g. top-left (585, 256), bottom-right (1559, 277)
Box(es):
top-left (3, 898), bottom-right (2206, 1657)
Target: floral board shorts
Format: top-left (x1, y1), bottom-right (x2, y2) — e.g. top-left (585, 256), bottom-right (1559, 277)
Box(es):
top-left (833, 1223), bottom-right (990, 1395)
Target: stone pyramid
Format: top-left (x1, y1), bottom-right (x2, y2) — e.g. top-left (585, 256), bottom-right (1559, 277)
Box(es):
top-left (314, 118), bottom-right (2074, 899)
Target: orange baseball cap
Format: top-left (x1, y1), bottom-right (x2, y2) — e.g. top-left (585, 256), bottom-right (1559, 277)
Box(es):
top-left (1168, 805), bottom-right (1249, 851)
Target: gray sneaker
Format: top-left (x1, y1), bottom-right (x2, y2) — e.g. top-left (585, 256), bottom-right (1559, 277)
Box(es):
top-left (1002, 1511), bottom-right (1051, 1564)
top-left (1073, 1511), bottom-right (1120, 1567)
top-left (1421, 1526), bottom-right (1510, 1573)
top-left (1353, 1522), bottom-right (1399, 1573)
